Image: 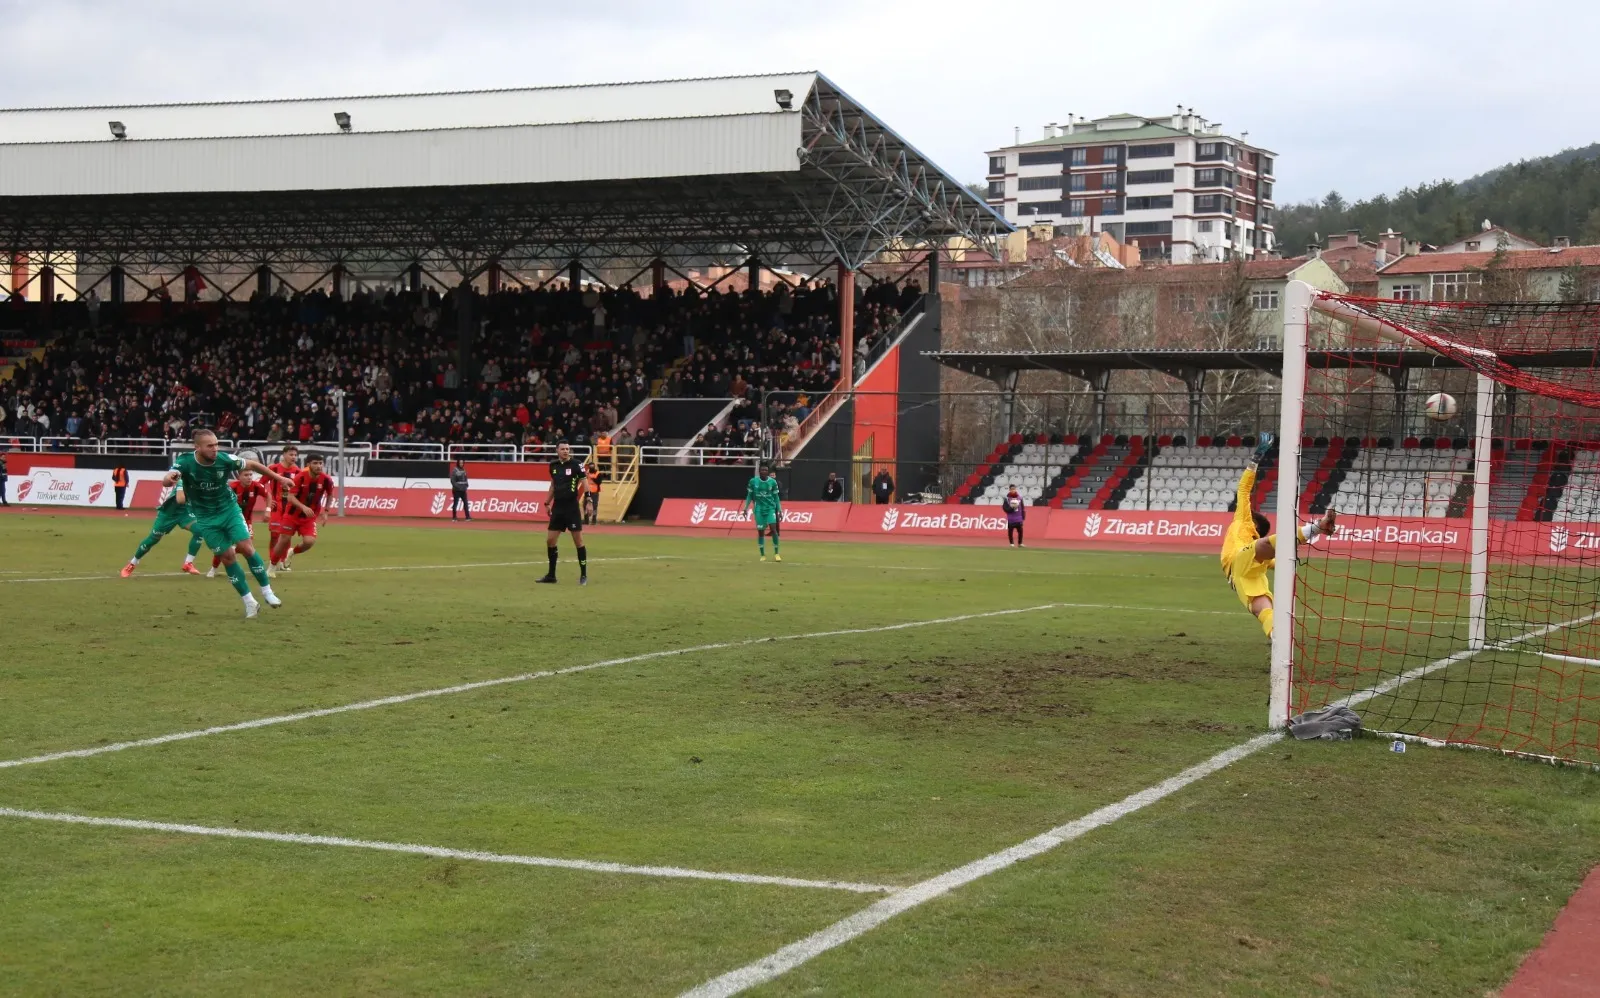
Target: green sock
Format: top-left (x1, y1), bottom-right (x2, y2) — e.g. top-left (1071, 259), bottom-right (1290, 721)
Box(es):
top-left (187, 532), bottom-right (204, 558)
top-left (758, 535), bottom-right (765, 555)
top-left (773, 534), bottom-right (780, 553)
top-left (244, 550), bottom-right (270, 587)
top-left (224, 561), bottom-right (251, 596)
top-left (132, 530), bottom-right (165, 561)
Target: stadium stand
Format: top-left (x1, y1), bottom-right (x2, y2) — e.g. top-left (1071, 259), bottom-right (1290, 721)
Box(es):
top-left (954, 430), bottom-right (1599, 521)
top-left (0, 282), bottom-right (900, 449)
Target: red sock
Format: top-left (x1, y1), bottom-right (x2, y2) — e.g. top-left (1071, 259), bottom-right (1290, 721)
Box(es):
top-left (293, 544), bottom-right (309, 555)
top-left (212, 555), bottom-right (221, 568)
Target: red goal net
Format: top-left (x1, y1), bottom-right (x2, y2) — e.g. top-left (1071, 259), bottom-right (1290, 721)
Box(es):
top-left (1275, 292), bottom-right (1600, 766)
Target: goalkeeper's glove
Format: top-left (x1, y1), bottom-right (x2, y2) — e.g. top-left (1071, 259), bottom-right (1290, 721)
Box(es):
top-left (1252, 432), bottom-right (1276, 463)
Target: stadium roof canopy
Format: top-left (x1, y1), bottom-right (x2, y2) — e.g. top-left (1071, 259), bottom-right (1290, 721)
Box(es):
top-left (0, 72), bottom-right (1009, 285)
top-left (928, 348), bottom-right (1600, 386)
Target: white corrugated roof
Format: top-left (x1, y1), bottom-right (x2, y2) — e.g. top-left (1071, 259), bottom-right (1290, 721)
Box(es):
top-left (0, 72), bottom-right (818, 144)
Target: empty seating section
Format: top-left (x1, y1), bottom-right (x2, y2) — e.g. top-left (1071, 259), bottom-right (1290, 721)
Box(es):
top-left (1117, 442), bottom-right (1254, 513)
top-left (954, 432), bottom-right (1597, 520)
top-left (1554, 449), bottom-right (1600, 521)
top-left (973, 440), bottom-right (1085, 505)
top-left (1322, 447), bottom-right (1468, 518)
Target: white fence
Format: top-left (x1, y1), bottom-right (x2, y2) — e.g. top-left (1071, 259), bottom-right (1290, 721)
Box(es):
top-left (640, 445), bottom-right (760, 467)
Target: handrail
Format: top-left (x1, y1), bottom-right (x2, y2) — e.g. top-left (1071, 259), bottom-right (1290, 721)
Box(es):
top-left (521, 443), bottom-right (594, 463)
top-left (640, 444), bottom-right (759, 467)
top-left (375, 441), bottom-right (446, 460)
top-left (447, 442), bottom-right (522, 462)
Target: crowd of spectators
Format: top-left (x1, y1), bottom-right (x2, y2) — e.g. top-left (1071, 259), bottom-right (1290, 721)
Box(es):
top-left (0, 277), bottom-right (914, 450)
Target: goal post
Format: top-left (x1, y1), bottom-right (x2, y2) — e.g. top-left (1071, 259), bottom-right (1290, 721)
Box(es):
top-left (1267, 280), bottom-right (1311, 729)
top-left (1271, 284), bottom-right (1600, 765)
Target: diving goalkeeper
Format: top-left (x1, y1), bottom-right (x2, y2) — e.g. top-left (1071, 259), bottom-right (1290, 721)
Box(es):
top-left (1222, 433), bottom-right (1337, 638)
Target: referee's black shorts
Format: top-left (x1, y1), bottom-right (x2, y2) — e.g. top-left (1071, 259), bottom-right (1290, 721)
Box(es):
top-left (547, 507), bottom-right (584, 532)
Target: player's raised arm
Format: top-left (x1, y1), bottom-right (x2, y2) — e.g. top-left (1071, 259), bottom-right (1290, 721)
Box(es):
top-left (243, 458), bottom-right (292, 489)
top-left (1234, 432), bottom-right (1275, 525)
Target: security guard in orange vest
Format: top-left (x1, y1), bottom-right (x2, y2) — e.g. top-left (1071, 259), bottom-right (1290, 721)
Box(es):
top-left (112, 465), bottom-right (130, 510)
top-left (594, 433), bottom-right (613, 479)
top-left (583, 463), bottom-right (602, 525)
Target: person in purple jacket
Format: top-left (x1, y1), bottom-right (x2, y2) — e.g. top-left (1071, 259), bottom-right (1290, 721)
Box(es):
top-left (1001, 485), bottom-right (1026, 547)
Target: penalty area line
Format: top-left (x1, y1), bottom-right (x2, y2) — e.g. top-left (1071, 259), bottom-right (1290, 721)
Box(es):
top-left (0, 603), bottom-right (1068, 771)
top-left (0, 807), bottom-right (895, 894)
top-left (681, 607), bottom-right (1600, 997)
top-left (1, 555), bottom-right (668, 584)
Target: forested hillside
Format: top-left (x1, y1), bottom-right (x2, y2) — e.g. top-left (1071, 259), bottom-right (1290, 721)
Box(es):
top-left (1276, 144), bottom-right (1600, 253)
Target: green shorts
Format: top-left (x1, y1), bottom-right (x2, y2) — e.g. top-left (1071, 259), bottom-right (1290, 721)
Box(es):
top-left (194, 510), bottom-right (252, 553)
top-left (150, 503), bottom-right (197, 536)
top-left (754, 511), bottom-right (779, 529)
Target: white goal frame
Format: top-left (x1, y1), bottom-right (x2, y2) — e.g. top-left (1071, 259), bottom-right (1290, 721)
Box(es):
top-left (1268, 281), bottom-right (1496, 729)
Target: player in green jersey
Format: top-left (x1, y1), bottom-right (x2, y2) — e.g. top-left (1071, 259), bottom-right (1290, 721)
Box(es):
top-left (164, 428), bottom-right (298, 618)
top-left (120, 473), bottom-right (206, 577)
top-left (742, 465), bottom-right (784, 562)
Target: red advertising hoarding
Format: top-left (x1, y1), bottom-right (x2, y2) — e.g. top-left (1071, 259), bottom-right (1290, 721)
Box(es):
top-left (655, 498), bottom-right (853, 532)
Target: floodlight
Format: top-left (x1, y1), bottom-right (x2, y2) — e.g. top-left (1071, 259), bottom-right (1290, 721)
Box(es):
top-left (774, 89), bottom-right (793, 110)
top-left (108, 121), bottom-right (126, 140)
top-left (334, 111), bottom-right (352, 132)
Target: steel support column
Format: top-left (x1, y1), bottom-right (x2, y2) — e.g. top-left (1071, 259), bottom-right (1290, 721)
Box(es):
top-left (1091, 370), bottom-right (1112, 440)
top-left (109, 266), bottom-right (125, 304)
top-left (1001, 369), bottom-right (1021, 437)
top-left (456, 282), bottom-right (474, 395)
top-left (651, 259), bottom-right (666, 293)
top-left (837, 263), bottom-right (856, 387)
top-left (1183, 369), bottom-right (1206, 441)
top-left (408, 262), bottom-right (422, 293)
top-left (39, 265), bottom-right (54, 305)
top-left (486, 261), bottom-right (502, 294)
top-left (925, 249), bottom-right (941, 333)
top-left (568, 259), bottom-right (582, 295)
top-left (331, 264), bottom-right (345, 299)
top-left (747, 255), bottom-right (760, 291)
top-left (256, 265), bottom-right (272, 300)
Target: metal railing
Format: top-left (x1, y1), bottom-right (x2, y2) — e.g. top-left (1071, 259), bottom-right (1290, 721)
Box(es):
top-left (521, 444), bottom-right (593, 463)
top-left (446, 442), bottom-right (522, 462)
top-left (640, 444), bottom-right (759, 467)
top-left (375, 441), bottom-right (446, 461)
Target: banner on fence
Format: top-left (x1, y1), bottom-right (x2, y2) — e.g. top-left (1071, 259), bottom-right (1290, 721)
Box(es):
top-left (655, 499), bottom-right (852, 532)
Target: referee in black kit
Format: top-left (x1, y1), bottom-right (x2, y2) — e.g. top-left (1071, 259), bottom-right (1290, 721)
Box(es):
top-left (537, 442), bottom-right (589, 585)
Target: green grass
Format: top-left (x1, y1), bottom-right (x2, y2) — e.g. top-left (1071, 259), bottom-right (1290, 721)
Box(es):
top-left (2, 511), bottom-right (1599, 997)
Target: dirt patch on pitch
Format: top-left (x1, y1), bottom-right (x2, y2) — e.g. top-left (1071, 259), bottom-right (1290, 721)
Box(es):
top-left (784, 650), bottom-right (1216, 726)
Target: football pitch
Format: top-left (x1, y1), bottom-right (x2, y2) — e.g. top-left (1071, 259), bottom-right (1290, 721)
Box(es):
top-left (4, 512), bottom-right (1600, 997)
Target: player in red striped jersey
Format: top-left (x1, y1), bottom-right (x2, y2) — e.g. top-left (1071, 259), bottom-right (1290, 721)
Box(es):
top-left (212, 469), bottom-right (305, 578)
top-left (265, 445), bottom-right (302, 572)
top-left (270, 455), bottom-right (334, 570)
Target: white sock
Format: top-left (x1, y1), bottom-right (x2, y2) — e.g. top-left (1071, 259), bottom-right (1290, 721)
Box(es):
top-left (129, 556), bottom-right (140, 565)
top-left (242, 593), bottom-right (257, 605)
top-left (260, 585), bottom-right (275, 599)
top-left (184, 554), bottom-right (195, 564)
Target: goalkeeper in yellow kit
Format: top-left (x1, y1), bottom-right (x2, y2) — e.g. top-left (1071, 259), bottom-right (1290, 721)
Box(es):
top-left (1223, 433), bottom-right (1337, 638)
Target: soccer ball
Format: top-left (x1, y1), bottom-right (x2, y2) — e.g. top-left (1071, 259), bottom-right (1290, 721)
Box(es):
top-left (1424, 392), bottom-right (1458, 422)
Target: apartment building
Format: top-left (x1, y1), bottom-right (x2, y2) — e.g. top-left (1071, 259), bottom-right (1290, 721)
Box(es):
top-left (985, 110), bottom-right (1276, 264)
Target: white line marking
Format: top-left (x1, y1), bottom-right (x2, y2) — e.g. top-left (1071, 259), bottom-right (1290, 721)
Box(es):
top-left (683, 608), bottom-right (1600, 997)
top-left (0, 807), bottom-right (895, 894)
top-left (680, 733), bottom-right (1283, 998)
top-left (1338, 610), bottom-right (1600, 709)
top-left (1536, 651), bottom-right (1600, 668)
top-left (2, 556), bottom-right (667, 585)
top-left (0, 604), bottom-right (1067, 770)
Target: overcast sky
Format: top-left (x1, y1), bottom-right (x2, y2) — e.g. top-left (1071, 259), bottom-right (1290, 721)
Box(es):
top-left (3, 0), bottom-right (1595, 205)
